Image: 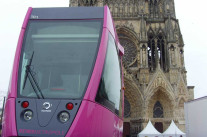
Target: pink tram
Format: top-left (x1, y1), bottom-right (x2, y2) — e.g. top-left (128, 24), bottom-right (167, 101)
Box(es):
top-left (2, 6), bottom-right (124, 137)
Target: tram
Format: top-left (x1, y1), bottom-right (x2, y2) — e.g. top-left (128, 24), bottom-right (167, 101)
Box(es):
top-left (2, 6), bottom-right (124, 137)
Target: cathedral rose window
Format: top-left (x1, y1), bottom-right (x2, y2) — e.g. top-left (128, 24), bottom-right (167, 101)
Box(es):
top-left (118, 33), bottom-right (137, 66)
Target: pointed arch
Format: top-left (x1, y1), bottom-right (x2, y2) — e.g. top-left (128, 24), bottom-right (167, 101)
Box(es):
top-left (148, 26), bottom-right (155, 36)
top-left (146, 86), bottom-right (175, 106)
top-left (157, 31), bottom-right (167, 71)
top-left (147, 27), bottom-right (156, 71)
top-left (177, 74), bottom-right (189, 96)
top-left (147, 26), bottom-right (168, 71)
top-left (146, 87), bottom-right (174, 119)
top-left (156, 26), bottom-right (165, 35)
top-left (145, 68), bottom-right (175, 100)
top-left (124, 75), bottom-right (144, 118)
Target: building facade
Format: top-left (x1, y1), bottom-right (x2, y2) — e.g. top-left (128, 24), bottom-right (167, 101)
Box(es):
top-left (70, 0), bottom-right (194, 136)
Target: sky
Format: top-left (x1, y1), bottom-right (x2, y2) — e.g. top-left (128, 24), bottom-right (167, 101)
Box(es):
top-left (0, 0), bottom-right (206, 99)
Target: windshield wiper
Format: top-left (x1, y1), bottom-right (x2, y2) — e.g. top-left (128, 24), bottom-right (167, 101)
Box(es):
top-left (27, 66), bottom-right (44, 99)
top-left (22, 52), bottom-right (34, 90)
top-left (22, 52), bottom-right (44, 99)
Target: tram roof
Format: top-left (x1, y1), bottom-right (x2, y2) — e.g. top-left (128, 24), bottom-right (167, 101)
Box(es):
top-left (30, 7), bottom-right (104, 20)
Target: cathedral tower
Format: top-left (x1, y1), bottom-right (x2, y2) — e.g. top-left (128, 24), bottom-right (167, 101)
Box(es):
top-left (70, 0), bottom-right (194, 136)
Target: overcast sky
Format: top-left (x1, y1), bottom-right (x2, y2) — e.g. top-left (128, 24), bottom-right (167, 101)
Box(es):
top-left (0, 0), bottom-right (206, 99)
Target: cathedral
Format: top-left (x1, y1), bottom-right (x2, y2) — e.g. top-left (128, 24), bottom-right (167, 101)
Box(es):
top-left (70, 0), bottom-right (194, 136)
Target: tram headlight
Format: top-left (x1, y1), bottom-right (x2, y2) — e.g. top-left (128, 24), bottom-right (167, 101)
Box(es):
top-left (23, 110), bottom-right (33, 121)
top-left (59, 111), bottom-right (70, 123)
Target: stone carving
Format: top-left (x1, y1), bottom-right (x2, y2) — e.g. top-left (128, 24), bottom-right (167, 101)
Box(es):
top-left (116, 21), bottom-right (135, 31)
top-left (170, 45), bottom-right (176, 66)
top-left (153, 75), bottom-right (167, 89)
top-left (141, 46), bottom-right (147, 67)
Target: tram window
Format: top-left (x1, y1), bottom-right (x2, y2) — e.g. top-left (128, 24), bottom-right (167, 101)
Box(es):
top-left (96, 33), bottom-right (121, 115)
top-left (18, 20), bottom-right (102, 99)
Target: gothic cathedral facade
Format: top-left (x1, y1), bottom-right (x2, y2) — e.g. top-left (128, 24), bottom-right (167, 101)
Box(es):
top-left (70, 0), bottom-right (194, 136)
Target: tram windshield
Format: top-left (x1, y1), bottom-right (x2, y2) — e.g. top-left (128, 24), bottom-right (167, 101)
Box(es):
top-left (18, 20), bottom-right (103, 99)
